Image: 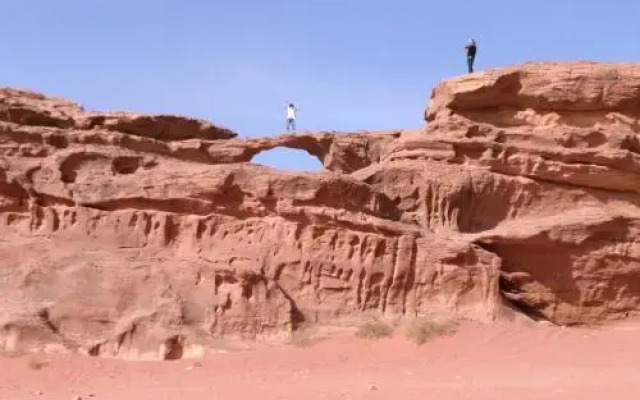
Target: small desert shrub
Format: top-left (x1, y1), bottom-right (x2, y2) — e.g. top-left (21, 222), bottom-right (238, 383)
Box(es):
top-left (404, 318), bottom-right (456, 345)
top-left (27, 357), bottom-right (48, 370)
top-left (356, 320), bottom-right (394, 339)
top-left (289, 328), bottom-right (324, 348)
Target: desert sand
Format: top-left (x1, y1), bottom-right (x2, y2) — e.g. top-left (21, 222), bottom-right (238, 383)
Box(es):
top-left (3, 321), bottom-right (640, 400)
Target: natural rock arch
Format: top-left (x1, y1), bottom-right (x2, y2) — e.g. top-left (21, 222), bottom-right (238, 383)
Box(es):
top-left (207, 131), bottom-right (399, 173)
top-left (251, 147), bottom-right (325, 171)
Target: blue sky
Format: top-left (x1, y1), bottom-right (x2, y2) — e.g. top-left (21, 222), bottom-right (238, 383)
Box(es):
top-left (1, 1), bottom-right (638, 170)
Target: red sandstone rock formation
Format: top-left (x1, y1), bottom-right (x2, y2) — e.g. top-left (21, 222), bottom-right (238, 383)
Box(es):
top-left (1, 62), bottom-right (640, 360)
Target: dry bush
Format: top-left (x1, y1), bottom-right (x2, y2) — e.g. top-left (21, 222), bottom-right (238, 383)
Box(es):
top-left (289, 327), bottom-right (324, 348)
top-left (356, 320), bottom-right (394, 339)
top-left (404, 318), bottom-right (456, 345)
top-left (27, 357), bottom-right (48, 370)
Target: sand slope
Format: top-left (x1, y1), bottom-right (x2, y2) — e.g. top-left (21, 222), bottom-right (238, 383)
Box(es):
top-left (3, 322), bottom-right (640, 400)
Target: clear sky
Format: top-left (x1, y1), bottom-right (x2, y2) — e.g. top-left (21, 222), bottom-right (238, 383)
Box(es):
top-left (1, 1), bottom-right (638, 170)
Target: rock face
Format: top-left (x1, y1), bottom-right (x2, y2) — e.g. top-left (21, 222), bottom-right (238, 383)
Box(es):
top-left (2, 62), bottom-right (640, 359)
top-left (418, 62), bottom-right (640, 324)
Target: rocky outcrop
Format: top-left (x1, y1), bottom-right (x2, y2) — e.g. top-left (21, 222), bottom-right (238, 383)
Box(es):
top-left (2, 62), bottom-right (640, 359)
top-left (0, 88), bottom-right (237, 140)
top-left (426, 62), bottom-right (640, 119)
top-left (405, 62), bottom-right (640, 324)
top-left (1, 89), bottom-right (490, 360)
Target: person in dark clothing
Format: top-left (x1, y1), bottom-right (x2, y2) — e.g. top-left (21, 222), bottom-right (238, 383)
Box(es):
top-left (465, 39), bottom-right (477, 73)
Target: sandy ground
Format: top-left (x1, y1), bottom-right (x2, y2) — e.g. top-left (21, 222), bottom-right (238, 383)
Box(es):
top-left (2, 321), bottom-right (640, 400)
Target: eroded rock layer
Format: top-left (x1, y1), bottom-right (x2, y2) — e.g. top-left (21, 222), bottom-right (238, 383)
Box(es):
top-left (2, 62), bottom-right (640, 359)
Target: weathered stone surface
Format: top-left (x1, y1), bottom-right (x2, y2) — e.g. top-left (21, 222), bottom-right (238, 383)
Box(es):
top-left (0, 91), bottom-right (499, 359)
top-left (426, 62), bottom-right (640, 119)
top-left (406, 62), bottom-right (640, 324)
top-left (3, 62), bottom-right (640, 359)
top-left (0, 88), bottom-right (237, 140)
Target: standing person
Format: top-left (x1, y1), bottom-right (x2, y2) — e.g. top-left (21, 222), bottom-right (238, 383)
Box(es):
top-left (465, 39), bottom-right (477, 73)
top-left (286, 103), bottom-right (297, 132)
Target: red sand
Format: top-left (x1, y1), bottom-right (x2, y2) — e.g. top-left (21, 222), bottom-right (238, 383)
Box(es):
top-left (2, 322), bottom-right (640, 400)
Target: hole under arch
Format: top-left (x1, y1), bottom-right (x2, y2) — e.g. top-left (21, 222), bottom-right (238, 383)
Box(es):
top-left (251, 147), bottom-right (324, 171)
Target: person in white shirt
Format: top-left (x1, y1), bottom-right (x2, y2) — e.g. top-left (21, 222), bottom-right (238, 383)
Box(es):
top-left (286, 103), bottom-right (297, 132)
